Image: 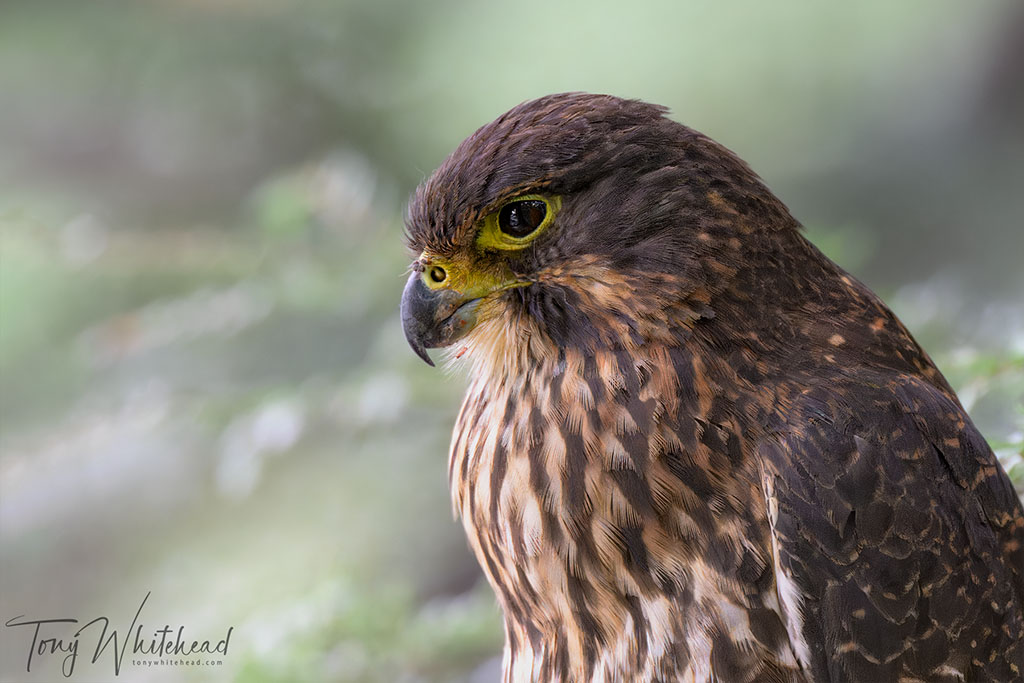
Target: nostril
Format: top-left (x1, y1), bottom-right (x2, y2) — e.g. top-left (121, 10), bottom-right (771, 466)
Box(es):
top-left (428, 265), bottom-right (447, 284)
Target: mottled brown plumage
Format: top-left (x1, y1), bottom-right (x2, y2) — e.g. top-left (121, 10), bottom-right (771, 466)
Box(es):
top-left (400, 93), bottom-right (1024, 682)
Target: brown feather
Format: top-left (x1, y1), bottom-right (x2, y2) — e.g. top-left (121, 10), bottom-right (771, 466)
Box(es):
top-left (406, 93), bottom-right (1024, 682)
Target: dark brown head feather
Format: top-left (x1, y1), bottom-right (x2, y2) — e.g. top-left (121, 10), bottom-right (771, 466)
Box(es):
top-left (405, 93), bottom-right (809, 353)
top-left (405, 92), bottom-right (797, 259)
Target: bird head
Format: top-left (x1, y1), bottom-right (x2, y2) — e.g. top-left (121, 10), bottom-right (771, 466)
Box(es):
top-left (401, 93), bottom-right (798, 373)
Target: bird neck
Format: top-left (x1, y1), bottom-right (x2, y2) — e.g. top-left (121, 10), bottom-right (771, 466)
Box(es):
top-left (448, 326), bottom-right (790, 681)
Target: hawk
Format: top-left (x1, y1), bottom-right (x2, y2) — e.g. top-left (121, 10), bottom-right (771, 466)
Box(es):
top-left (400, 93), bottom-right (1024, 682)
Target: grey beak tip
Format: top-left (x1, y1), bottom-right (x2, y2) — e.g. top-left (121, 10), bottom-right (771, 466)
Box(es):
top-left (415, 345), bottom-right (435, 367)
top-left (401, 273), bottom-right (437, 367)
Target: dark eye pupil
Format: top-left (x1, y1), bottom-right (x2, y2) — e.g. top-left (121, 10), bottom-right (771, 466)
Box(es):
top-left (498, 200), bottom-right (546, 238)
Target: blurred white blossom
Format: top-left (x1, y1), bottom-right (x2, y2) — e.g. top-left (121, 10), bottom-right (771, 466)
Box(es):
top-left (216, 399), bottom-right (306, 499)
top-left (60, 213), bottom-right (109, 265)
top-left (80, 282), bottom-right (274, 365)
top-left (357, 372), bottom-right (410, 425)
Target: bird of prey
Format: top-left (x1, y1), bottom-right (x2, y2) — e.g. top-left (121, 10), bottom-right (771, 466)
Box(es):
top-left (400, 93), bottom-right (1024, 682)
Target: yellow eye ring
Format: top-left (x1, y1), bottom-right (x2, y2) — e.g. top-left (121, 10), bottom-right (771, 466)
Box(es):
top-left (476, 194), bottom-right (560, 251)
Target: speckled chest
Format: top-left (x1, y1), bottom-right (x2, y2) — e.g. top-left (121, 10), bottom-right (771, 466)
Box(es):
top-left (448, 346), bottom-right (804, 682)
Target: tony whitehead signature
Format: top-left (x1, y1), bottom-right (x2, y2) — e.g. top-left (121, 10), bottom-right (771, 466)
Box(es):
top-left (5, 592), bottom-right (233, 678)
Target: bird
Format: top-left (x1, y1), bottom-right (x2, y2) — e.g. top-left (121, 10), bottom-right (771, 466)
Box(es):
top-left (399, 93), bottom-right (1024, 682)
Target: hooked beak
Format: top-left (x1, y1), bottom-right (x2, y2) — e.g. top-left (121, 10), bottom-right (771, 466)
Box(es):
top-left (400, 272), bottom-right (482, 367)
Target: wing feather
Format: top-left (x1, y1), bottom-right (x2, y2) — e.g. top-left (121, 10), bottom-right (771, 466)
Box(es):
top-left (758, 373), bottom-right (1024, 682)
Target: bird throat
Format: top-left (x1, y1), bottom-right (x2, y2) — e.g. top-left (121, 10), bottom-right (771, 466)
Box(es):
top-left (448, 311), bottom-right (804, 681)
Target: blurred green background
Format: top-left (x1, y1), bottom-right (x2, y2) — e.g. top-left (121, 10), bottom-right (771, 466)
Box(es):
top-left (1, 1), bottom-right (1022, 681)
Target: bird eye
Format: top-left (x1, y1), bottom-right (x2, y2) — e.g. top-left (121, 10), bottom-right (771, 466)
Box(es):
top-left (476, 194), bottom-right (560, 251)
top-left (498, 200), bottom-right (547, 238)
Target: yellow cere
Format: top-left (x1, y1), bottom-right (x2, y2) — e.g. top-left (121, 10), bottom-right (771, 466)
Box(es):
top-left (417, 248), bottom-right (531, 299)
